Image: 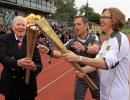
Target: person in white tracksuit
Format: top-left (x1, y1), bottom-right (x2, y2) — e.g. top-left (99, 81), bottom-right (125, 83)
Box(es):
top-left (63, 7), bottom-right (130, 100)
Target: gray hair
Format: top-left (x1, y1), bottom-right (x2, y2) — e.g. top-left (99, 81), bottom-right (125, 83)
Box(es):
top-left (12, 16), bottom-right (27, 25)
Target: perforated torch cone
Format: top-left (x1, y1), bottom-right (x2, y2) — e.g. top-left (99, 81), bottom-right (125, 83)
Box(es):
top-left (36, 17), bottom-right (98, 91)
top-left (25, 27), bottom-right (37, 84)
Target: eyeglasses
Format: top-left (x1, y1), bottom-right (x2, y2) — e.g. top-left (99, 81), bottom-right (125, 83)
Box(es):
top-left (100, 16), bottom-right (112, 19)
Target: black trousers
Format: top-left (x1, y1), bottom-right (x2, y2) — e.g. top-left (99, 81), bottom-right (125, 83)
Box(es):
top-left (74, 77), bottom-right (100, 100)
top-left (5, 96), bottom-right (35, 100)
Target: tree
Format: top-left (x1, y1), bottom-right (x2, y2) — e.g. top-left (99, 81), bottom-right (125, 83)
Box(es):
top-left (49, 0), bottom-right (77, 24)
top-left (79, 5), bottom-right (100, 24)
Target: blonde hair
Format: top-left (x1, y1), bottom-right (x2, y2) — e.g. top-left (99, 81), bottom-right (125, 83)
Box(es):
top-left (102, 7), bottom-right (125, 31)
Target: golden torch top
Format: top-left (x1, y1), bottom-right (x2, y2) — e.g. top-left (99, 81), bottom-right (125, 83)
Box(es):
top-left (25, 13), bottom-right (41, 25)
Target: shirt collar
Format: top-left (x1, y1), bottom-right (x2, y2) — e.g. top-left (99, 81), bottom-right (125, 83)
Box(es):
top-left (77, 34), bottom-right (89, 43)
top-left (110, 31), bottom-right (119, 38)
top-left (15, 34), bottom-right (23, 42)
top-left (106, 31), bottom-right (119, 40)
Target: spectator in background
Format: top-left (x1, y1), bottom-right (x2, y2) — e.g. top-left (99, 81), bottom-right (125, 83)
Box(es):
top-left (96, 31), bottom-right (101, 43)
top-left (0, 24), bottom-right (6, 35)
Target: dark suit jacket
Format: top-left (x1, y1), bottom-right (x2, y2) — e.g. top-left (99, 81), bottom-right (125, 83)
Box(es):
top-left (0, 32), bottom-right (42, 98)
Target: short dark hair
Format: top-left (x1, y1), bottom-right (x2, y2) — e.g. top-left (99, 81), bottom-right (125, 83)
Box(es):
top-left (74, 16), bottom-right (88, 24)
top-left (102, 7), bottom-right (125, 31)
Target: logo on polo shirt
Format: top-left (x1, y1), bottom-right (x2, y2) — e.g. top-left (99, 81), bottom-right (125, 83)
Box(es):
top-left (88, 42), bottom-right (92, 46)
top-left (106, 45), bottom-right (111, 51)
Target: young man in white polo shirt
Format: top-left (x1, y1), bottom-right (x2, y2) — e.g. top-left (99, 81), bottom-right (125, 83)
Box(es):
top-left (63, 7), bottom-right (130, 100)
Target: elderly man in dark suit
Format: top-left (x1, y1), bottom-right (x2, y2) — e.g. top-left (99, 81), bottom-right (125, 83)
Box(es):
top-left (0, 16), bottom-right (42, 100)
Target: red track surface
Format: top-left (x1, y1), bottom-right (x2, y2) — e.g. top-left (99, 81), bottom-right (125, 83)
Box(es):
top-left (0, 54), bottom-right (92, 100)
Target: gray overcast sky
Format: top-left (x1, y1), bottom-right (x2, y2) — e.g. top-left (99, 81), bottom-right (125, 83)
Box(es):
top-left (75, 0), bottom-right (130, 20)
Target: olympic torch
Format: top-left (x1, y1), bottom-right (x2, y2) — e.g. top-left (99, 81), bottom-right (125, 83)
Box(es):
top-left (36, 17), bottom-right (98, 91)
top-left (25, 27), bottom-right (37, 84)
top-left (25, 14), bottom-right (40, 84)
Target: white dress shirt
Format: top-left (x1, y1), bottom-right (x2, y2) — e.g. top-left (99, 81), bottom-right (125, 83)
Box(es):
top-left (96, 32), bottom-right (130, 100)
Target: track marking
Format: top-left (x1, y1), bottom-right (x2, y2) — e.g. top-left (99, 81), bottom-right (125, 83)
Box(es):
top-left (38, 68), bottom-right (73, 93)
top-left (42, 60), bottom-right (65, 72)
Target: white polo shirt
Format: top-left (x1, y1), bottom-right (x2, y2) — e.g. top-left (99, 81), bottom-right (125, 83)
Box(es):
top-left (96, 32), bottom-right (130, 100)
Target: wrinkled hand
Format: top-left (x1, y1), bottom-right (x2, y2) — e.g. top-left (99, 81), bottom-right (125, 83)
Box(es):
top-left (76, 67), bottom-right (87, 78)
top-left (76, 70), bottom-right (86, 78)
top-left (62, 51), bottom-right (79, 62)
top-left (17, 57), bottom-right (36, 70)
top-left (72, 41), bottom-right (85, 52)
top-left (37, 44), bottom-right (49, 54)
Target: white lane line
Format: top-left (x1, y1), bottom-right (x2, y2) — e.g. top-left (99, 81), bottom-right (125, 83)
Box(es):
top-left (38, 68), bottom-right (73, 93)
top-left (42, 60), bottom-right (65, 72)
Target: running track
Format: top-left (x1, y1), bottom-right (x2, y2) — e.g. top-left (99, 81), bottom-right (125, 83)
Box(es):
top-left (0, 54), bottom-right (92, 100)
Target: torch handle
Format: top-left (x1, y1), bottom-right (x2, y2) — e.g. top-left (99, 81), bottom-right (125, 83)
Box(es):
top-left (84, 74), bottom-right (98, 91)
top-left (72, 62), bottom-right (98, 91)
top-left (25, 69), bottom-right (30, 84)
top-left (25, 27), bottom-right (37, 84)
